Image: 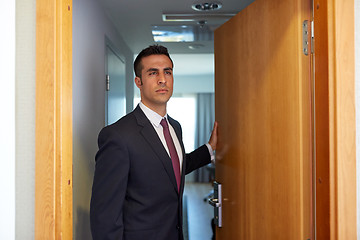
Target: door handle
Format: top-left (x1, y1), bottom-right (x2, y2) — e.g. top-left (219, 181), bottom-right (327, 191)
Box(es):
top-left (208, 198), bottom-right (220, 207)
top-left (208, 181), bottom-right (222, 227)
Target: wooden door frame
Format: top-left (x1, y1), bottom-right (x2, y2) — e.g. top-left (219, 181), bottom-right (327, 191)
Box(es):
top-left (314, 0), bottom-right (356, 239)
top-left (35, 0), bottom-right (72, 239)
top-left (34, 0), bottom-right (355, 239)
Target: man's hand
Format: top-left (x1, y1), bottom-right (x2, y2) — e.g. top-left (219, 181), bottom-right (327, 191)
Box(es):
top-left (208, 121), bottom-right (218, 151)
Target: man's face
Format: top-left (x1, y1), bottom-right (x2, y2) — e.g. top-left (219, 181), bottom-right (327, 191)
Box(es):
top-left (135, 54), bottom-right (174, 111)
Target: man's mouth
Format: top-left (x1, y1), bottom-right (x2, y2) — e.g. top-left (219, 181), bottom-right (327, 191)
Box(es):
top-left (156, 88), bottom-right (168, 93)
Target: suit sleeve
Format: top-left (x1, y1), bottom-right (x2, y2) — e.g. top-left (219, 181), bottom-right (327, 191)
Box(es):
top-left (90, 126), bottom-right (129, 240)
top-left (184, 144), bottom-right (211, 175)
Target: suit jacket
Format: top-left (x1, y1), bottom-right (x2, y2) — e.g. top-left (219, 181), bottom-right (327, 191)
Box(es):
top-left (90, 105), bottom-right (211, 240)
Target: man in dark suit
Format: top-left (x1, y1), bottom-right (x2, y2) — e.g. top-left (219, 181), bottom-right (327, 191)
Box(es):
top-left (90, 45), bottom-right (218, 240)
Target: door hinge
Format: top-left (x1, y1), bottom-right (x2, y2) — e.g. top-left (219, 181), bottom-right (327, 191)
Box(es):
top-left (303, 20), bottom-right (314, 56)
top-left (303, 20), bottom-right (309, 55)
top-left (106, 74), bottom-right (110, 91)
top-left (310, 20), bottom-right (314, 54)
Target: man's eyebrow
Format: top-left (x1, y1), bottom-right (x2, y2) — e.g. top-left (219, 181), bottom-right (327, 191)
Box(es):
top-left (146, 68), bottom-right (159, 72)
top-left (146, 67), bottom-right (173, 72)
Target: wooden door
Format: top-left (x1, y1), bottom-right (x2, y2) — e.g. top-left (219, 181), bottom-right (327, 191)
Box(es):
top-left (214, 0), bottom-right (313, 239)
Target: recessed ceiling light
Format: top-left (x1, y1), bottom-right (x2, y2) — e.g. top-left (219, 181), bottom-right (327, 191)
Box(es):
top-left (151, 25), bottom-right (213, 42)
top-left (192, 2), bottom-right (222, 11)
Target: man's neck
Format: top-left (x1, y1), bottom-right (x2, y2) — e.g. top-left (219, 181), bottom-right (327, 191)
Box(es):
top-left (141, 101), bottom-right (167, 117)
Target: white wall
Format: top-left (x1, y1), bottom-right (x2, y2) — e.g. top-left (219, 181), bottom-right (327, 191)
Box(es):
top-left (72, 0), bottom-right (134, 238)
top-left (15, 0), bottom-right (36, 239)
top-left (171, 54), bottom-right (214, 94)
top-left (0, 1), bottom-right (15, 239)
top-left (173, 74), bottom-right (214, 94)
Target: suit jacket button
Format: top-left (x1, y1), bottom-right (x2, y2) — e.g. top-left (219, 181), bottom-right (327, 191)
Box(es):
top-left (176, 225), bottom-right (180, 230)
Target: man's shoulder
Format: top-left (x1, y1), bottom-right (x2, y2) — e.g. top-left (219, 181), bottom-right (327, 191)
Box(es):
top-left (105, 110), bottom-right (138, 132)
top-left (98, 106), bottom-right (151, 140)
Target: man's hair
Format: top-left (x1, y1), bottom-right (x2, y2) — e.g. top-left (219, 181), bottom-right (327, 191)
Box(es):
top-left (134, 45), bottom-right (173, 78)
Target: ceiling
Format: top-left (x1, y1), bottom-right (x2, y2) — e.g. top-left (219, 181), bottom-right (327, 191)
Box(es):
top-left (97, 0), bottom-right (255, 55)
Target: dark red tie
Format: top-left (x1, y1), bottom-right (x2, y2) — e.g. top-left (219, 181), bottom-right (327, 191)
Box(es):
top-left (160, 118), bottom-right (181, 191)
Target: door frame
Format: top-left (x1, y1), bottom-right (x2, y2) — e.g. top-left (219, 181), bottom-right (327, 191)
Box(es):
top-left (314, 0), bottom-right (356, 239)
top-left (34, 0), bottom-right (356, 239)
top-left (35, 0), bottom-right (72, 239)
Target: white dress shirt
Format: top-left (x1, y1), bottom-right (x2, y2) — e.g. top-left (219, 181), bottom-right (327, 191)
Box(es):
top-left (139, 102), bottom-right (184, 172)
top-left (139, 102), bottom-right (215, 173)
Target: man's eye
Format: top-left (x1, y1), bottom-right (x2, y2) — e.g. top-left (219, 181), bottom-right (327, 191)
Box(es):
top-left (149, 72), bottom-right (157, 75)
top-left (165, 71), bottom-right (172, 75)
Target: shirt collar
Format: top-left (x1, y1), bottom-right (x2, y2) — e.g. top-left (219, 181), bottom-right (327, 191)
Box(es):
top-left (139, 101), bottom-right (168, 127)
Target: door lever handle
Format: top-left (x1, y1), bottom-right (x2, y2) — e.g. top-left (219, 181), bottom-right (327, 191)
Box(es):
top-left (208, 198), bottom-right (221, 207)
top-left (208, 181), bottom-right (222, 227)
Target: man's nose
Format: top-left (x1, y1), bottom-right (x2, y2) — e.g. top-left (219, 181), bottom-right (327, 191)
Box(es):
top-left (158, 72), bottom-right (167, 84)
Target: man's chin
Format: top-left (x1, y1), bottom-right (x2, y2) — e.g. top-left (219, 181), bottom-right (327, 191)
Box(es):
top-left (157, 94), bottom-right (172, 102)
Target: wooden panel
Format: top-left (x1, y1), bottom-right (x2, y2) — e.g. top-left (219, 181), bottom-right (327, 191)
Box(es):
top-left (214, 0), bottom-right (312, 239)
top-left (327, 0), bottom-right (356, 239)
top-left (313, 0), bottom-right (330, 239)
top-left (35, 0), bottom-right (73, 239)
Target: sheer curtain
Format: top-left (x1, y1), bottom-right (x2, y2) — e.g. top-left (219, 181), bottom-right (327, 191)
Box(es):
top-left (194, 93), bottom-right (215, 182)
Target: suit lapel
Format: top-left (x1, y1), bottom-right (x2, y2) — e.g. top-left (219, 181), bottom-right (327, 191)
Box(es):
top-left (133, 106), bottom-right (179, 193)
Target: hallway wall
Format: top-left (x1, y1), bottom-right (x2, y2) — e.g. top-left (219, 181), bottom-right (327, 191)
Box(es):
top-left (15, 0), bottom-right (36, 239)
top-left (72, 0), bottom-right (134, 238)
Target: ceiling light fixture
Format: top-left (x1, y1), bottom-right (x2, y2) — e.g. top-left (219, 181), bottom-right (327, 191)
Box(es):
top-left (162, 13), bottom-right (235, 22)
top-left (151, 25), bottom-right (213, 42)
top-left (197, 20), bottom-right (207, 28)
top-left (192, 2), bottom-right (222, 11)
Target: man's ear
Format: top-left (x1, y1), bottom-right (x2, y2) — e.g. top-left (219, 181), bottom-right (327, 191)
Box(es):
top-left (135, 77), bottom-right (142, 88)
